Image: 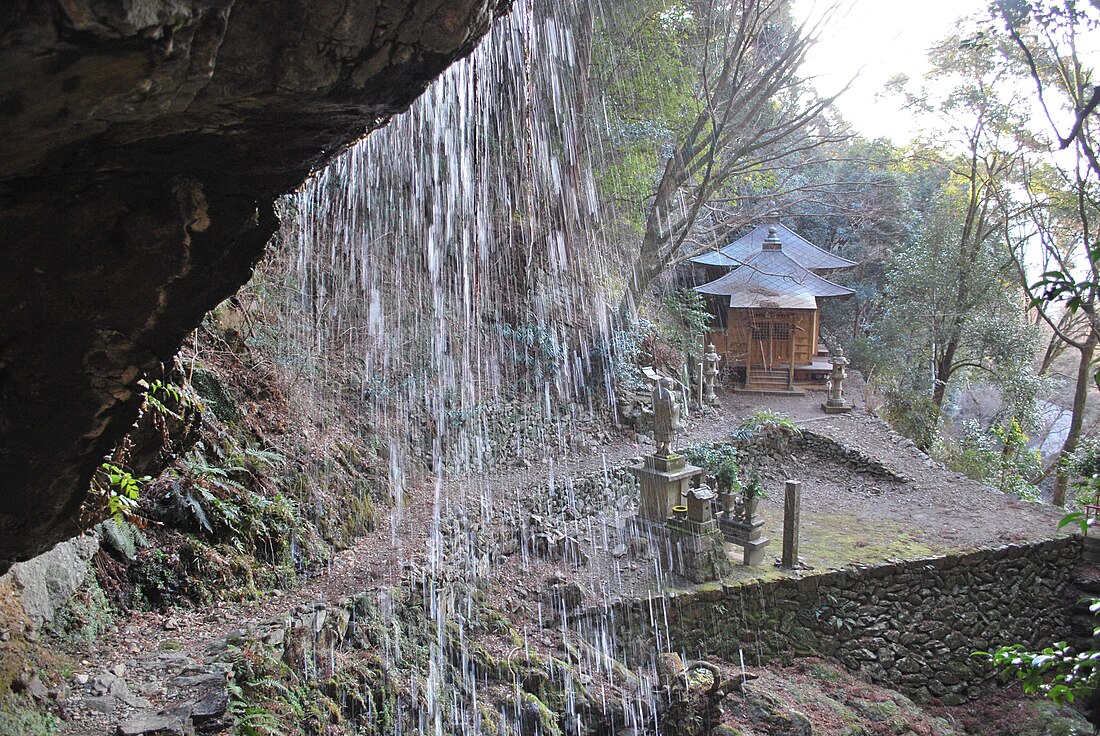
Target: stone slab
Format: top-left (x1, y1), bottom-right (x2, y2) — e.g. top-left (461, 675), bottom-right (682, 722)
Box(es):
top-left (743, 537), bottom-right (770, 566)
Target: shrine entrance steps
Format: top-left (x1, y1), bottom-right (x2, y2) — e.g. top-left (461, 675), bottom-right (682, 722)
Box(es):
top-left (734, 366), bottom-right (806, 396)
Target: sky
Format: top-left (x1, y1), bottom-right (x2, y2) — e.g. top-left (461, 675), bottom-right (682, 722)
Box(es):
top-left (793, 0), bottom-right (991, 141)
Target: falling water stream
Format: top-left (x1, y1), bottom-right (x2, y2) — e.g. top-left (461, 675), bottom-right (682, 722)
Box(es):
top-left (260, 0), bottom-right (681, 733)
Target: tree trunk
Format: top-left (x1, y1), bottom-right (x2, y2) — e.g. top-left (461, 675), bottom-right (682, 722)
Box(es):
top-left (932, 339), bottom-right (958, 410)
top-left (1052, 328), bottom-right (1099, 507)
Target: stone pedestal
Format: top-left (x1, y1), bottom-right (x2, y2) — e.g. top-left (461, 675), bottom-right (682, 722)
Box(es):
top-left (631, 465), bottom-right (730, 583)
top-left (821, 398), bottom-right (853, 414)
top-left (719, 516), bottom-right (770, 566)
top-left (633, 454), bottom-right (704, 524)
top-left (666, 516), bottom-right (732, 583)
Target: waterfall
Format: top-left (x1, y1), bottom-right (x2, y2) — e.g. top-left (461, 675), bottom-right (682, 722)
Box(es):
top-left (270, 0), bottom-right (618, 478)
top-left (249, 1), bottom-right (672, 733)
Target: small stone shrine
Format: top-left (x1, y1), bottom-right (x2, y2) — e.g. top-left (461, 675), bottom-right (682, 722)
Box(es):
top-left (632, 374), bottom-right (730, 582)
top-left (666, 485), bottom-right (732, 583)
top-left (822, 345), bottom-right (853, 414)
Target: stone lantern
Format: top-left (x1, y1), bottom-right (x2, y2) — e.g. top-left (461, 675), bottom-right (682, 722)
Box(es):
top-left (702, 343), bottom-right (720, 406)
top-left (822, 345), bottom-right (853, 414)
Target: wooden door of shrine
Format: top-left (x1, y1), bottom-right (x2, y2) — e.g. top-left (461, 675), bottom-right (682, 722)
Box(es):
top-left (750, 314), bottom-right (792, 368)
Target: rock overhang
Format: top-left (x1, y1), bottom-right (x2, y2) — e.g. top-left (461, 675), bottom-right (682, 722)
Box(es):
top-left (0, 0), bottom-right (511, 572)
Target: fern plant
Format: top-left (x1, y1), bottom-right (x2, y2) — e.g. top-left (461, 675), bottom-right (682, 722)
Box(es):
top-left (93, 463), bottom-right (152, 521)
top-left (139, 378), bottom-right (201, 420)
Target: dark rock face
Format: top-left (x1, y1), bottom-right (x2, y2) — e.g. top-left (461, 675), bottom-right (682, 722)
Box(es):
top-left (0, 0), bottom-right (509, 571)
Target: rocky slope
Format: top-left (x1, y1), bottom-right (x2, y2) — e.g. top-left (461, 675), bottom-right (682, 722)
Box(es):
top-left (0, 0), bottom-right (509, 571)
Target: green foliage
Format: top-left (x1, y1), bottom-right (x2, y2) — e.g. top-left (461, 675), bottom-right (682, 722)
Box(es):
top-left (682, 443), bottom-right (739, 474)
top-left (131, 548), bottom-right (186, 609)
top-left (92, 463), bottom-right (152, 522)
top-left (934, 419), bottom-right (1001, 478)
top-left (881, 385), bottom-right (941, 450)
top-left (662, 288), bottom-right (711, 355)
top-left (591, 0), bottom-right (699, 221)
top-left (934, 418), bottom-right (1041, 500)
top-left (990, 417), bottom-right (1043, 499)
top-left (684, 443), bottom-right (744, 495)
top-left (97, 517), bottom-right (149, 560)
top-left (978, 630), bottom-right (1100, 706)
top-left (744, 469), bottom-right (767, 500)
top-left (604, 319), bottom-right (657, 391)
top-left (495, 323), bottom-right (563, 389)
top-left (732, 410), bottom-right (802, 444)
top-left (1068, 436), bottom-right (1100, 503)
top-left (1057, 510), bottom-right (1092, 536)
top-left (188, 366), bottom-right (240, 424)
top-left (140, 378), bottom-right (200, 420)
top-left (714, 458), bottom-right (743, 496)
top-left (226, 642), bottom-right (294, 734)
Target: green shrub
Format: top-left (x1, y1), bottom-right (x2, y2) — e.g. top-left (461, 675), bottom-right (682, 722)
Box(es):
top-left (935, 418), bottom-right (1041, 501)
top-left (881, 388), bottom-right (939, 449)
top-left (1068, 436), bottom-right (1100, 505)
top-left (714, 458), bottom-right (743, 495)
top-left (732, 410), bottom-right (801, 444)
top-left (683, 443), bottom-right (739, 474)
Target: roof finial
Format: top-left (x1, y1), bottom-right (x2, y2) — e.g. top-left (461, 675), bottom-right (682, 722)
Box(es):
top-left (763, 226), bottom-right (782, 250)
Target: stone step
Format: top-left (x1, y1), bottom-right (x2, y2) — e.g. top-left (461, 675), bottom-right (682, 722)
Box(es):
top-left (733, 386), bottom-right (806, 396)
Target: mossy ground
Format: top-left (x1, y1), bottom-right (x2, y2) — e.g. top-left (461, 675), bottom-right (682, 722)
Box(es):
top-left (795, 512), bottom-right (942, 569)
top-left (0, 695), bottom-right (58, 736)
top-left (674, 512), bottom-right (943, 595)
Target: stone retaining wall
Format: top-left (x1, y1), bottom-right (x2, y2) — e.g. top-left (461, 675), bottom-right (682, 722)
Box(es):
top-left (587, 537), bottom-right (1080, 704)
top-left (794, 429), bottom-right (910, 482)
top-left (726, 428), bottom-right (908, 483)
top-left (432, 399), bottom-right (611, 472)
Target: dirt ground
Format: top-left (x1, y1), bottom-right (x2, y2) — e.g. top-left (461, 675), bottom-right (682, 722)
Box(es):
top-left (56, 382), bottom-right (1071, 734)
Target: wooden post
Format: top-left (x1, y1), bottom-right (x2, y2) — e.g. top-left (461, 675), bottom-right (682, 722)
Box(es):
top-left (787, 319), bottom-right (795, 388)
top-left (744, 319), bottom-right (752, 387)
top-left (782, 480), bottom-right (801, 569)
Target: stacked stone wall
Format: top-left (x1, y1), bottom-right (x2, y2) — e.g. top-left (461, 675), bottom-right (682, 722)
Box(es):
top-left (726, 429), bottom-right (908, 483)
top-left (587, 538), bottom-right (1080, 704)
top-left (410, 398), bottom-right (612, 473)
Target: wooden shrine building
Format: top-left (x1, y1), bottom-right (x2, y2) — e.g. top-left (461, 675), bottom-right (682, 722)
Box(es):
top-left (692, 224), bottom-right (855, 393)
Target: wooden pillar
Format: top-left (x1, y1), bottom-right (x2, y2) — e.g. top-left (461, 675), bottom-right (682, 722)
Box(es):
top-left (744, 313), bottom-right (752, 387)
top-left (809, 308), bottom-right (818, 356)
top-left (787, 318), bottom-right (795, 388)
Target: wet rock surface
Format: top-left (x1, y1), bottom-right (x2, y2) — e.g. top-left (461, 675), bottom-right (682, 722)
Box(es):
top-left (0, 0), bottom-right (510, 572)
top-left (57, 652), bottom-right (231, 736)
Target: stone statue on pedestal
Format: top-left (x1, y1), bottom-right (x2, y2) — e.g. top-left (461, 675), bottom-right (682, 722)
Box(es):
top-left (652, 377), bottom-right (681, 457)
